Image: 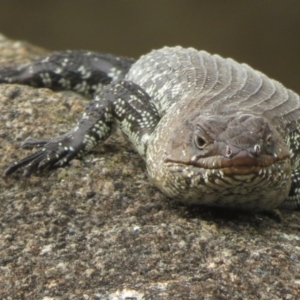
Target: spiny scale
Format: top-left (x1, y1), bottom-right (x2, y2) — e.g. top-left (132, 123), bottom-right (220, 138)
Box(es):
top-left (2, 46), bottom-right (300, 210)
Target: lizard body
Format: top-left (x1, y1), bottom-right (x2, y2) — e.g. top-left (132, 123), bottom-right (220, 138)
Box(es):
top-left (2, 46), bottom-right (300, 210)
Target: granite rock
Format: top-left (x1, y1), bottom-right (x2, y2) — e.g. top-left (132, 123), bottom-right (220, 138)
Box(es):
top-left (1, 34), bottom-right (300, 299)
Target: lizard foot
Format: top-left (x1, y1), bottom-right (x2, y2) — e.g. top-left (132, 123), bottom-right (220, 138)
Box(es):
top-left (3, 134), bottom-right (81, 177)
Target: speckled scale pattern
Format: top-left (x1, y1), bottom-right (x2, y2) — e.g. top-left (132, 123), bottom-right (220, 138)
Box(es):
top-left (2, 46), bottom-right (300, 210)
top-left (128, 47), bottom-right (300, 209)
top-left (128, 47), bottom-right (300, 123)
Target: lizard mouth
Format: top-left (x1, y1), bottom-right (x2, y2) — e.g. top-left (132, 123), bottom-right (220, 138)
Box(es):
top-left (164, 152), bottom-right (290, 176)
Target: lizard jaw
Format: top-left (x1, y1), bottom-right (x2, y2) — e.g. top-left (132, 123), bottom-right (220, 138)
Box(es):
top-left (165, 150), bottom-right (290, 176)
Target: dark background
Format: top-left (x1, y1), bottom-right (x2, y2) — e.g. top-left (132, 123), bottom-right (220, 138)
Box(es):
top-left (0, 0), bottom-right (299, 93)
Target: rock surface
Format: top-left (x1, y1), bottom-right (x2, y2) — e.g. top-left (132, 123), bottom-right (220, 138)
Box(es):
top-left (1, 34), bottom-right (300, 299)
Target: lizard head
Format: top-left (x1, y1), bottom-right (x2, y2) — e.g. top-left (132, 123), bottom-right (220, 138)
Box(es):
top-left (147, 112), bottom-right (292, 210)
top-left (174, 113), bottom-right (290, 173)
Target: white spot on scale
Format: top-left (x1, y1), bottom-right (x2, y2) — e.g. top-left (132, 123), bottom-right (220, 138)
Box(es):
top-left (55, 68), bottom-right (62, 74)
top-left (141, 134), bottom-right (150, 144)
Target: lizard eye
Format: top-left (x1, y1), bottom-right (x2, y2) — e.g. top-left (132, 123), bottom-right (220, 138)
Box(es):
top-left (194, 134), bottom-right (207, 149)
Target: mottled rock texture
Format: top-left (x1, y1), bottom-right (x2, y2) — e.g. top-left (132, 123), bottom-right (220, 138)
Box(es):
top-left (1, 34), bottom-right (300, 299)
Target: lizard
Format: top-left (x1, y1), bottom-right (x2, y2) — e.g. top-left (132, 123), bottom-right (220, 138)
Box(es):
top-left (1, 46), bottom-right (300, 210)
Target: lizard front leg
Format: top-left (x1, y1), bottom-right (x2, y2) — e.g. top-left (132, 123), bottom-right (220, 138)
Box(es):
top-left (3, 81), bottom-right (160, 177)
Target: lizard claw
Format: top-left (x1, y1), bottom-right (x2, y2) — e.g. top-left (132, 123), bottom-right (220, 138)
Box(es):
top-left (21, 138), bottom-right (52, 149)
top-left (3, 133), bottom-right (80, 177)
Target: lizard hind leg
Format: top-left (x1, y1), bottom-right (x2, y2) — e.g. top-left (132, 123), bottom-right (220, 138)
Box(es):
top-left (0, 50), bottom-right (135, 97)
